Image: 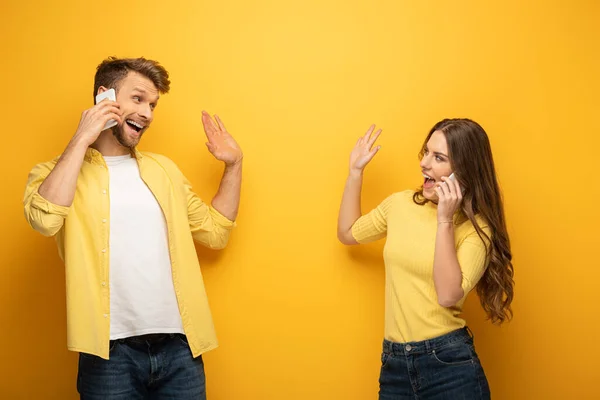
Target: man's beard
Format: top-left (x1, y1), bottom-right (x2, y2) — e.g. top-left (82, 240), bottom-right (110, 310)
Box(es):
top-left (111, 124), bottom-right (142, 149)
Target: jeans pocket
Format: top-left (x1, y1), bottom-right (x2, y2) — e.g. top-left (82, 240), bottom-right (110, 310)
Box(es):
top-left (380, 352), bottom-right (391, 369)
top-left (431, 341), bottom-right (474, 366)
top-left (177, 334), bottom-right (190, 346)
top-left (109, 340), bottom-right (119, 352)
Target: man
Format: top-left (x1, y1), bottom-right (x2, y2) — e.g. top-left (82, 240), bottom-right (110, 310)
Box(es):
top-left (23, 57), bottom-right (242, 399)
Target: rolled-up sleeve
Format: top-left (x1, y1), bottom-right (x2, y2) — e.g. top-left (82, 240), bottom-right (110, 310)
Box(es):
top-left (23, 162), bottom-right (70, 237)
top-left (185, 176), bottom-right (235, 250)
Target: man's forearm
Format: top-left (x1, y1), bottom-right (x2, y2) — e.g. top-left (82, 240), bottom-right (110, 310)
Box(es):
top-left (211, 160), bottom-right (242, 221)
top-left (38, 137), bottom-right (89, 206)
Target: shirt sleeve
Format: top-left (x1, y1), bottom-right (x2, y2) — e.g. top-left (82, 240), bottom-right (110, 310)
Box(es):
top-left (456, 225), bottom-right (491, 295)
top-left (351, 193), bottom-right (398, 244)
top-left (23, 161), bottom-right (70, 237)
top-left (183, 174), bottom-right (236, 250)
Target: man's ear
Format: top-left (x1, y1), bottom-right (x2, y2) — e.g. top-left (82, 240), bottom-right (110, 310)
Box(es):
top-left (96, 86), bottom-right (109, 96)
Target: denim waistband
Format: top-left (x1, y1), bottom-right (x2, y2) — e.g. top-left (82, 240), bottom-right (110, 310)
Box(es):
top-left (383, 327), bottom-right (473, 356)
top-left (112, 333), bottom-right (184, 346)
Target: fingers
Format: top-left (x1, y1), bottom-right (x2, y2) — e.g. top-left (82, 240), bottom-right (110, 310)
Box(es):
top-left (362, 125), bottom-right (375, 142)
top-left (96, 99), bottom-right (120, 111)
top-left (367, 129), bottom-right (382, 148)
top-left (82, 101), bottom-right (122, 126)
top-left (202, 110), bottom-right (219, 136)
top-left (436, 179), bottom-right (450, 199)
top-left (438, 176), bottom-right (463, 201)
top-left (435, 185), bottom-right (445, 200)
top-left (366, 144), bottom-right (381, 162)
top-left (442, 177), bottom-right (456, 197)
top-left (441, 181), bottom-right (449, 196)
top-left (451, 176), bottom-right (463, 200)
top-left (100, 107), bottom-right (123, 129)
top-left (102, 104), bottom-right (122, 116)
top-left (93, 101), bottom-right (121, 118)
top-left (358, 125), bottom-right (381, 148)
top-left (105, 112), bottom-right (122, 126)
top-left (215, 115), bottom-right (226, 132)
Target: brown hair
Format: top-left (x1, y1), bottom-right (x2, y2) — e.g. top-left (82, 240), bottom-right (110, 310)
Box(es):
top-left (414, 118), bottom-right (514, 324)
top-left (93, 57), bottom-right (170, 99)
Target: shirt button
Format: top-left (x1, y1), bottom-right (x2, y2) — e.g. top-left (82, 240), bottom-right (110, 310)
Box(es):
top-left (405, 344), bottom-right (412, 352)
top-left (102, 190), bottom-right (107, 194)
top-left (102, 249), bottom-right (106, 253)
top-left (101, 282), bottom-right (106, 286)
top-left (102, 219), bottom-right (107, 223)
top-left (103, 314), bottom-right (108, 318)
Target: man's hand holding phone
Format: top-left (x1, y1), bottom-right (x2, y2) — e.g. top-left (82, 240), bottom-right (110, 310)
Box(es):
top-left (72, 88), bottom-right (122, 146)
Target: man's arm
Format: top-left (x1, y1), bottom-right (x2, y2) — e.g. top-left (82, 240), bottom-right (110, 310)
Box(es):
top-left (202, 111), bottom-right (243, 221)
top-left (211, 159), bottom-right (242, 221)
top-left (24, 99), bottom-right (122, 236)
top-left (39, 98), bottom-right (122, 206)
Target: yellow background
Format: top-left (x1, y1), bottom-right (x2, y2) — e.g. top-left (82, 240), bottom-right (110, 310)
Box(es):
top-left (1, 0), bottom-right (599, 398)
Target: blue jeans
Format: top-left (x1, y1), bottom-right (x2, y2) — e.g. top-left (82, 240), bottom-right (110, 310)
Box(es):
top-left (77, 334), bottom-right (206, 400)
top-left (378, 327), bottom-right (490, 400)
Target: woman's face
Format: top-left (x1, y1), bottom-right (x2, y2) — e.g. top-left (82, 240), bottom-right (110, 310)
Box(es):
top-left (420, 130), bottom-right (453, 201)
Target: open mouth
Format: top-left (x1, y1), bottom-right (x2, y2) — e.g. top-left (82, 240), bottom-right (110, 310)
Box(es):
top-left (125, 119), bottom-right (144, 135)
top-left (423, 173), bottom-right (436, 189)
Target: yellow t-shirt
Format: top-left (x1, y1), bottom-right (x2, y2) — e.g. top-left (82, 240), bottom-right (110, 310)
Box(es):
top-left (351, 190), bottom-right (490, 343)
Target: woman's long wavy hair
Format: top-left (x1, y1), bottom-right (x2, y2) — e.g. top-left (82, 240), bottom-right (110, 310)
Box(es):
top-left (413, 119), bottom-right (514, 324)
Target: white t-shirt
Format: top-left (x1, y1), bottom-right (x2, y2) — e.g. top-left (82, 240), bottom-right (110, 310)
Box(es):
top-left (105, 154), bottom-right (184, 339)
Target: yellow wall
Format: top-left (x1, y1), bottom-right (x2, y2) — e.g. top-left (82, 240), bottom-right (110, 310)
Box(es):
top-left (1, 0), bottom-right (599, 398)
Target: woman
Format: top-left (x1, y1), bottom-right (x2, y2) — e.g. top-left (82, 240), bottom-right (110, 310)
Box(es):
top-left (337, 119), bottom-right (514, 399)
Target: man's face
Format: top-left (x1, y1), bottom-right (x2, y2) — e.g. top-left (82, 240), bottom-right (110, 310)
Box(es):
top-left (108, 71), bottom-right (160, 149)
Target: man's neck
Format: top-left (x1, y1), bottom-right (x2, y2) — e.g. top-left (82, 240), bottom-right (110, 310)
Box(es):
top-left (91, 131), bottom-right (131, 156)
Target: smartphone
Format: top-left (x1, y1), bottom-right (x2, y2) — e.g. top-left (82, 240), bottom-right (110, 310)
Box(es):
top-left (95, 88), bottom-right (118, 131)
top-left (448, 173), bottom-right (465, 194)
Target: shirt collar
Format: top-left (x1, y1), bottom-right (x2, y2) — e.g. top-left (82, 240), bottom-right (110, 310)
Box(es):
top-left (84, 147), bottom-right (144, 165)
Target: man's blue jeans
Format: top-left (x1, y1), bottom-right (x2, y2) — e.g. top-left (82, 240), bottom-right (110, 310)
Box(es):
top-left (77, 334), bottom-right (206, 399)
